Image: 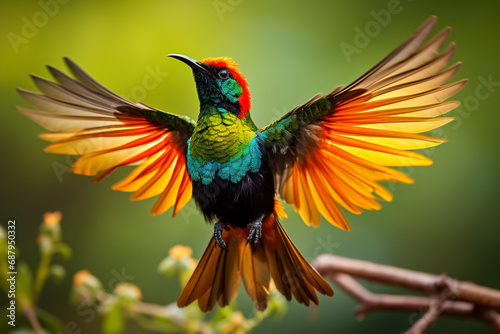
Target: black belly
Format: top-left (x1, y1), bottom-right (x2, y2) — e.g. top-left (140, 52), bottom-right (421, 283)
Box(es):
top-left (191, 151), bottom-right (275, 228)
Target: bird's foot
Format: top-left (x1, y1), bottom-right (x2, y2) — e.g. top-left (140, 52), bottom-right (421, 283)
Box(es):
top-left (247, 214), bottom-right (265, 245)
top-left (214, 221), bottom-right (230, 249)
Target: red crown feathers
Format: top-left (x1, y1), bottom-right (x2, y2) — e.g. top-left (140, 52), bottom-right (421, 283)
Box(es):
top-left (201, 57), bottom-right (251, 119)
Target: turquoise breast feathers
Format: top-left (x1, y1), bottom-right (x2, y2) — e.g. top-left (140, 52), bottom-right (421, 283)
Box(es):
top-left (187, 134), bottom-right (265, 185)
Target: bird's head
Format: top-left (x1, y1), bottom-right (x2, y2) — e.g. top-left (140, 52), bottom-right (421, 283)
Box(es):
top-left (167, 54), bottom-right (250, 119)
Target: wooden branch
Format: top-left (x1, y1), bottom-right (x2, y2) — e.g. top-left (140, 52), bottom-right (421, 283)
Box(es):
top-left (313, 255), bottom-right (500, 333)
top-left (405, 291), bottom-right (447, 334)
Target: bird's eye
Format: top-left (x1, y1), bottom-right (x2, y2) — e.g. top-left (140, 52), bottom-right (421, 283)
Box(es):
top-left (218, 69), bottom-right (230, 80)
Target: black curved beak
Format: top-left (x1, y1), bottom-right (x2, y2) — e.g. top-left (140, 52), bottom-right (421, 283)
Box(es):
top-left (167, 54), bottom-right (211, 75)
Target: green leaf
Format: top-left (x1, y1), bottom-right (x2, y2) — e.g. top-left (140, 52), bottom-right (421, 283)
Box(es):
top-left (36, 307), bottom-right (65, 333)
top-left (102, 303), bottom-right (125, 334)
top-left (11, 329), bottom-right (38, 334)
top-left (267, 291), bottom-right (287, 318)
top-left (55, 243), bottom-right (72, 259)
top-left (0, 312), bottom-right (11, 333)
top-left (17, 262), bottom-right (33, 306)
top-left (0, 225), bottom-right (7, 256)
top-left (211, 304), bottom-right (234, 324)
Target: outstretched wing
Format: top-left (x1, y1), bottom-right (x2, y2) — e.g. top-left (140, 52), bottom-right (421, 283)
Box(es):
top-left (259, 16), bottom-right (466, 230)
top-left (18, 57), bottom-right (195, 216)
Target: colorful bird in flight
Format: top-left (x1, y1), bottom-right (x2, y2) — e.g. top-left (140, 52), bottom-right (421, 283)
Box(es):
top-left (18, 16), bottom-right (465, 312)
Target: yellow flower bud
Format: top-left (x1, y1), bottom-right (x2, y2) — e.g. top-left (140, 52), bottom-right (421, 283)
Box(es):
top-left (168, 245), bottom-right (192, 260)
top-left (221, 311), bottom-right (246, 334)
top-left (73, 270), bottom-right (101, 290)
top-left (37, 234), bottom-right (53, 254)
top-left (43, 211), bottom-right (62, 227)
top-left (114, 282), bottom-right (142, 301)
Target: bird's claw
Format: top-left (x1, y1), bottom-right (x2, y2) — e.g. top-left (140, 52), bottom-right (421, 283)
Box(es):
top-left (247, 214), bottom-right (265, 245)
top-left (214, 221), bottom-right (230, 249)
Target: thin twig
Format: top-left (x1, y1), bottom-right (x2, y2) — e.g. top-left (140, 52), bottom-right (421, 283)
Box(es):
top-left (314, 255), bottom-right (500, 311)
top-left (314, 255), bottom-right (500, 333)
top-left (406, 274), bottom-right (453, 334)
top-left (405, 292), bottom-right (444, 334)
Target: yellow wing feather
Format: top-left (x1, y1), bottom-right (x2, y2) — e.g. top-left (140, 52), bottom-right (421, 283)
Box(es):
top-left (276, 17), bottom-right (465, 229)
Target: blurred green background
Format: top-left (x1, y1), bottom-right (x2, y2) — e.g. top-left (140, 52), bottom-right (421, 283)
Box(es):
top-left (1, 0), bottom-right (499, 333)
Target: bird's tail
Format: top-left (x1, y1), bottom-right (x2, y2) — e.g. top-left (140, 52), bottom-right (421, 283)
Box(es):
top-left (177, 213), bottom-right (334, 312)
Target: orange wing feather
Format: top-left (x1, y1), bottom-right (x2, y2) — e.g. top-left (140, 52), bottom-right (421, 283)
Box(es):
top-left (18, 58), bottom-right (195, 216)
top-left (265, 17), bottom-right (465, 229)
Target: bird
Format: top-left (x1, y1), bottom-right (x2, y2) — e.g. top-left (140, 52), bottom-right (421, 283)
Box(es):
top-left (17, 16), bottom-right (465, 312)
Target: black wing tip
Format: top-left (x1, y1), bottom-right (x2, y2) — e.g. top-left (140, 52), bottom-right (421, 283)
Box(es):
top-left (45, 59), bottom-right (72, 80)
top-left (42, 56), bottom-right (74, 71)
top-left (62, 56), bottom-right (73, 65)
top-left (46, 63), bottom-right (70, 82)
top-left (63, 57), bottom-right (83, 75)
top-left (45, 64), bottom-right (59, 74)
top-left (29, 73), bottom-right (47, 85)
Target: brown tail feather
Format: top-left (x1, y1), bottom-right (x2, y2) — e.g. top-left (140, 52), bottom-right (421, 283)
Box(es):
top-left (242, 242), bottom-right (271, 311)
top-left (262, 215), bottom-right (334, 306)
top-left (177, 230), bottom-right (244, 312)
top-left (177, 213), bottom-right (333, 312)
